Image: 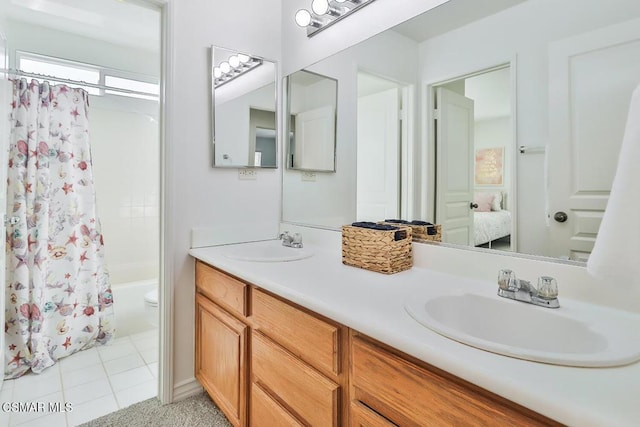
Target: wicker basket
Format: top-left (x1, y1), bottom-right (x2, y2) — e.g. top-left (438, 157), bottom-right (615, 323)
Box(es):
top-left (380, 222), bottom-right (442, 242)
top-left (341, 225), bottom-right (413, 274)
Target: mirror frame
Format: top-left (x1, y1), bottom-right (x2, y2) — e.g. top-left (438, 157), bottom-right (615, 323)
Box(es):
top-left (285, 69), bottom-right (338, 173)
top-left (210, 45), bottom-right (278, 169)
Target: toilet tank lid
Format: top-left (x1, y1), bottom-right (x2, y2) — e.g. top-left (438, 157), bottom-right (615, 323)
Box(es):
top-left (144, 289), bottom-right (158, 304)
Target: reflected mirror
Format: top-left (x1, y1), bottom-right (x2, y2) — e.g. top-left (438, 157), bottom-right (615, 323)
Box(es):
top-left (281, 0), bottom-right (640, 262)
top-left (286, 70), bottom-right (337, 172)
top-left (211, 46), bottom-right (277, 168)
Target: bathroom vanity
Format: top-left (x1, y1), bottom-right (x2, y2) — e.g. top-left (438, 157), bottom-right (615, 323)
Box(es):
top-left (190, 241), bottom-right (640, 426)
top-left (194, 259), bottom-right (554, 426)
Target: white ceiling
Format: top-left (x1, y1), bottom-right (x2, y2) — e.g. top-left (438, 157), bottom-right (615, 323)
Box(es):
top-left (0, 0), bottom-right (160, 51)
top-left (393, 0), bottom-right (527, 42)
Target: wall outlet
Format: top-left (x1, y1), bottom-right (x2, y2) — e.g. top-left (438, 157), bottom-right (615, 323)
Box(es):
top-left (238, 169), bottom-right (257, 180)
top-left (301, 172), bottom-right (316, 182)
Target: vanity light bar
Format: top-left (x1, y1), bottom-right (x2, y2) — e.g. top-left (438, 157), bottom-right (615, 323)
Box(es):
top-left (295, 0), bottom-right (377, 37)
top-left (213, 54), bottom-right (263, 88)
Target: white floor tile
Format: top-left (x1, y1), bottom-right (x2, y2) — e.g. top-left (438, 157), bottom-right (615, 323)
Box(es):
top-left (129, 329), bottom-right (158, 343)
top-left (1, 385), bottom-right (13, 403)
top-left (8, 391), bottom-right (65, 426)
top-left (61, 363), bottom-right (107, 390)
top-left (66, 394), bottom-right (118, 427)
top-left (108, 366), bottom-right (154, 392)
top-left (102, 353), bottom-right (145, 376)
top-left (1, 378), bottom-right (16, 391)
top-left (138, 347), bottom-right (158, 364)
top-left (13, 369), bottom-right (62, 401)
top-left (63, 377), bottom-right (112, 407)
top-left (97, 341), bottom-right (138, 363)
top-left (1, 411), bottom-right (10, 427)
top-left (13, 412), bottom-right (67, 427)
top-left (131, 336), bottom-right (158, 353)
top-left (147, 362), bottom-right (158, 378)
top-left (114, 379), bottom-right (157, 409)
top-left (59, 348), bottom-right (101, 374)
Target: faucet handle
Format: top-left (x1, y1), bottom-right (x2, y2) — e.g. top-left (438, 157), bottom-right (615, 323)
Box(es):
top-left (279, 231), bottom-right (290, 239)
top-left (536, 276), bottom-right (558, 299)
top-left (497, 269), bottom-right (516, 290)
top-left (292, 232), bottom-right (302, 244)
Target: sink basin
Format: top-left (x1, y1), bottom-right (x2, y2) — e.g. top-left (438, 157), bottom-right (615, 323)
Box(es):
top-left (222, 240), bottom-right (313, 262)
top-left (404, 288), bottom-right (640, 367)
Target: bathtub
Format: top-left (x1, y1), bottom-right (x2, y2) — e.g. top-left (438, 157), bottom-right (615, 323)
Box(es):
top-left (111, 279), bottom-right (158, 337)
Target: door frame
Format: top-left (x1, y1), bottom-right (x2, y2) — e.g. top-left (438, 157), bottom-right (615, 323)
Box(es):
top-left (423, 59), bottom-right (517, 252)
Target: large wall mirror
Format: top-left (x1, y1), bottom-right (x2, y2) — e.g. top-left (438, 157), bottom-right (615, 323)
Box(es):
top-left (211, 46), bottom-right (277, 168)
top-left (281, 0), bottom-right (640, 263)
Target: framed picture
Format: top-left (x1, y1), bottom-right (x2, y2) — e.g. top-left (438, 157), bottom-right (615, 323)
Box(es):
top-left (475, 147), bottom-right (504, 186)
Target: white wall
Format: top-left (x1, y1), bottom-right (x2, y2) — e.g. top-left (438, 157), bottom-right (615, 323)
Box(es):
top-left (91, 105), bottom-right (160, 285)
top-left (474, 117), bottom-right (511, 198)
top-left (419, 0), bottom-right (640, 256)
top-left (167, 0), bottom-right (282, 395)
top-left (4, 20), bottom-right (158, 76)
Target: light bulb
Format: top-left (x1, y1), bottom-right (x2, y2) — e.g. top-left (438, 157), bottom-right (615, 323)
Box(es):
top-left (220, 62), bottom-right (231, 74)
top-left (213, 67), bottom-right (222, 78)
top-left (311, 0), bottom-right (329, 15)
top-left (295, 9), bottom-right (312, 27)
top-left (238, 54), bottom-right (251, 64)
top-left (229, 55), bottom-right (240, 68)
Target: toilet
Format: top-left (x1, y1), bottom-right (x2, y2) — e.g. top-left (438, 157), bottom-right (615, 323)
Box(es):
top-left (144, 288), bottom-right (159, 327)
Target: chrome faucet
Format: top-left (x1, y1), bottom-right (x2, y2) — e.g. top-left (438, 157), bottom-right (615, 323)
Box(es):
top-left (279, 231), bottom-right (303, 248)
top-left (497, 270), bottom-right (559, 308)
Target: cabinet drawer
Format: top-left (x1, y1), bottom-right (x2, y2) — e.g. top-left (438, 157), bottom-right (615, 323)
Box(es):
top-left (251, 383), bottom-right (303, 427)
top-left (195, 261), bottom-right (247, 317)
top-left (252, 288), bottom-right (341, 376)
top-left (252, 332), bottom-right (340, 427)
top-left (350, 401), bottom-right (397, 427)
top-left (352, 337), bottom-right (553, 427)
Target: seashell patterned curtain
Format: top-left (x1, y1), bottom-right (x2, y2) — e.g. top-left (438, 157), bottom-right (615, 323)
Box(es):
top-left (4, 78), bottom-right (114, 379)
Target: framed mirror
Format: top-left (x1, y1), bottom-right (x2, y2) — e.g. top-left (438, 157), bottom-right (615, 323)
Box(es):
top-left (280, 0), bottom-right (640, 263)
top-left (286, 70), bottom-right (338, 172)
top-left (211, 46), bottom-right (277, 168)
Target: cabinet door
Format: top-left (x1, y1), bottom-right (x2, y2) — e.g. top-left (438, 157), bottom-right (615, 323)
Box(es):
top-left (195, 294), bottom-right (247, 427)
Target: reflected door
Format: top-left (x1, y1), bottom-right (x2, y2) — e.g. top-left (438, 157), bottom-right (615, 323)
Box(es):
top-left (548, 19), bottom-right (640, 261)
top-left (294, 105), bottom-right (336, 171)
top-left (435, 87), bottom-right (475, 245)
top-left (356, 88), bottom-right (400, 221)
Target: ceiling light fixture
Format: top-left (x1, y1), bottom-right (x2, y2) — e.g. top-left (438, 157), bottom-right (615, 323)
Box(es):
top-left (295, 0), bottom-right (376, 37)
top-left (212, 49), bottom-right (263, 88)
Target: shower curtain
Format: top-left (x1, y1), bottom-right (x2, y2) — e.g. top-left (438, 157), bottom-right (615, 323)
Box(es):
top-left (4, 79), bottom-right (114, 379)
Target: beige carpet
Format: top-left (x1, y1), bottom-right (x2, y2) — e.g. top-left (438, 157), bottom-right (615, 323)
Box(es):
top-left (79, 393), bottom-right (232, 427)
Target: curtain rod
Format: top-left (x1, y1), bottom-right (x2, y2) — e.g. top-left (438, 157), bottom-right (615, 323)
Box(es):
top-left (0, 68), bottom-right (158, 99)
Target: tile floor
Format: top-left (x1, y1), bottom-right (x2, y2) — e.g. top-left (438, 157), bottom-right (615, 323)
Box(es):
top-left (0, 329), bottom-right (158, 427)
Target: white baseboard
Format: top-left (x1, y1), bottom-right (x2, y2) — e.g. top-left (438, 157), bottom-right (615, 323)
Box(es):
top-left (172, 377), bottom-right (204, 403)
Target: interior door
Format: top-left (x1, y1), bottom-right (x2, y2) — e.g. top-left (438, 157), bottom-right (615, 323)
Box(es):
top-left (294, 105), bottom-right (335, 171)
top-left (435, 87), bottom-right (475, 246)
top-left (548, 18), bottom-right (640, 261)
top-left (356, 88), bottom-right (400, 221)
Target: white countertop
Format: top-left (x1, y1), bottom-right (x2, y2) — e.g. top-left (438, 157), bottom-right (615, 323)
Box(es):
top-left (189, 240), bottom-right (640, 426)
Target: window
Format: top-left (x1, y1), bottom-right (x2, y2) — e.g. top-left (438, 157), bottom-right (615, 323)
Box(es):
top-left (16, 52), bottom-right (159, 101)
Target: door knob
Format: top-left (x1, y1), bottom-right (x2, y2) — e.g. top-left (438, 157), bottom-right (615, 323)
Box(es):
top-left (553, 211), bottom-right (568, 223)
top-left (470, 202), bottom-right (478, 209)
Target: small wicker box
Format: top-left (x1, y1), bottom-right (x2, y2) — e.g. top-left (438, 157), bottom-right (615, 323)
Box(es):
top-left (341, 225), bottom-right (413, 274)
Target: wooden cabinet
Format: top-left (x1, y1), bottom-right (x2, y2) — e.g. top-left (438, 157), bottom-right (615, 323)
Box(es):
top-left (195, 293), bottom-right (248, 427)
top-left (194, 261), bottom-right (559, 427)
top-left (350, 333), bottom-right (561, 427)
